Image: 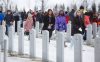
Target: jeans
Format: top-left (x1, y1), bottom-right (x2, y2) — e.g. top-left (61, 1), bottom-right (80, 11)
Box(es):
top-left (6, 24), bottom-right (11, 36)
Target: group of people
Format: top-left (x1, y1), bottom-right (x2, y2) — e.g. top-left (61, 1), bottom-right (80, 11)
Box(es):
top-left (0, 6), bottom-right (100, 44)
top-left (37, 6), bottom-right (100, 41)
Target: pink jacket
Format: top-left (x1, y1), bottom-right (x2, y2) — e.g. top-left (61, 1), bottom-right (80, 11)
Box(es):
top-left (24, 18), bottom-right (33, 32)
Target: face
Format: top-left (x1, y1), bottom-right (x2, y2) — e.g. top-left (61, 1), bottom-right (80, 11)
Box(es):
top-left (48, 10), bottom-right (53, 15)
top-left (77, 11), bottom-right (81, 16)
top-left (8, 11), bottom-right (11, 14)
top-left (59, 10), bottom-right (64, 16)
top-left (80, 9), bottom-right (84, 13)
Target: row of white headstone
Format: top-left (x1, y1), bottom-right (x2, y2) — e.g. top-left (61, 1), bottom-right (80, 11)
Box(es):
top-left (86, 23), bottom-right (100, 45)
top-left (0, 20), bottom-right (100, 62)
top-left (8, 24), bottom-right (100, 62)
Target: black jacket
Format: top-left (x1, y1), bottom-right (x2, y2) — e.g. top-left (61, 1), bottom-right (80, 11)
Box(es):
top-left (4, 14), bottom-right (14, 25)
top-left (42, 16), bottom-right (55, 31)
top-left (72, 16), bottom-right (85, 34)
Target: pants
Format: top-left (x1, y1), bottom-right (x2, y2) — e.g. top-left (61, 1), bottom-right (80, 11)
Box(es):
top-left (6, 24), bottom-right (11, 36)
top-left (39, 23), bottom-right (43, 30)
top-left (15, 21), bottom-right (17, 32)
top-left (48, 30), bottom-right (53, 42)
top-left (83, 30), bottom-right (87, 40)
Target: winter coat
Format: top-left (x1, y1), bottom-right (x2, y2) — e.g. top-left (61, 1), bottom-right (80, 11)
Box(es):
top-left (69, 10), bottom-right (75, 21)
top-left (55, 16), bottom-right (67, 31)
top-left (24, 18), bottom-right (33, 32)
top-left (72, 16), bottom-right (85, 35)
top-left (31, 12), bottom-right (36, 27)
top-left (84, 15), bottom-right (90, 27)
top-left (42, 15), bottom-right (55, 31)
top-left (92, 16), bottom-right (98, 23)
top-left (4, 14), bottom-right (14, 25)
top-left (36, 13), bottom-right (43, 23)
top-left (66, 15), bottom-right (70, 24)
top-left (0, 12), bottom-right (4, 22)
top-left (97, 18), bottom-right (100, 26)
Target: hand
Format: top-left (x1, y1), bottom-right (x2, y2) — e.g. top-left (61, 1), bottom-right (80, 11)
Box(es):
top-left (10, 22), bottom-right (13, 25)
top-left (79, 28), bottom-right (82, 32)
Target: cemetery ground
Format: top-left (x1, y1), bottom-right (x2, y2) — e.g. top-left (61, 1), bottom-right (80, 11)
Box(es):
top-left (0, 32), bottom-right (94, 62)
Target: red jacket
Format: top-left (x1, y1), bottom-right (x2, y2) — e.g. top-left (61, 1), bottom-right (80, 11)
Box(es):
top-left (66, 16), bottom-right (70, 24)
top-left (97, 19), bottom-right (100, 26)
top-left (84, 15), bottom-right (90, 27)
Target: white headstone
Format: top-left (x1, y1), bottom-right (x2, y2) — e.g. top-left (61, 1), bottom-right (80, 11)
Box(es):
top-left (86, 24), bottom-right (92, 45)
top-left (17, 21), bottom-right (21, 35)
top-left (98, 26), bottom-right (100, 37)
top-left (0, 25), bottom-right (5, 51)
top-left (42, 30), bottom-right (49, 61)
top-left (95, 37), bottom-right (100, 62)
top-left (74, 34), bottom-right (82, 62)
top-left (35, 21), bottom-right (39, 38)
top-left (30, 29), bottom-right (36, 59)
top-left (4, 40), bottom-right (7, 62)
top-left (18, 28), bottom-right (24, 55)
top-left (8, 26), bottom-right (14, 53)
top-left (66, 21), bottom-right (71, 42)
top-left (56, 32), bottom-right (64, 62)
top-left (92, 23), bottom-right (97, 38)
top-left (13, 21), bottom-right (15, 34)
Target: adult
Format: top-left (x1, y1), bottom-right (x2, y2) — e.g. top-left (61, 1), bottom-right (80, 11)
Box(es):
top-left (0, 6), bottom-right (5, 25)
top-left (4, 10), bottom-right (14, 35)
top-left (42, 9), bottom-right (55, 42)
top-left (55, 10), bottom-right (67, 47)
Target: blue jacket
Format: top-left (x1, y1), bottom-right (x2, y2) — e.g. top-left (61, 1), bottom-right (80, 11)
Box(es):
top-left (55, 16), bottom-right (67, 31)
top-left (0, 13), bottom-right (4, 22)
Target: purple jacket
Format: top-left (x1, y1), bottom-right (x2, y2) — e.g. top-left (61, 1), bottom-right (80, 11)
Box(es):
top-left (55, 16), bottom-right (67, 31)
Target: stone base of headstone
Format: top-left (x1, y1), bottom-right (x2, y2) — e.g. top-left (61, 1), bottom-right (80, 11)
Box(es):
top-left (56, 32), bottom-right (64, 62)
top-left (42, 30), bottom-right (49, 61)
top-left (8, 26), bottom-right (14, 54)
top-left (95, 37), bottom-right (100, 62)
top-left (74, 34), bottom-right (82, 62)
top-left (18, 28), bottom-right (24, 55)
top-left (30, 29), bottom-right (36, 59)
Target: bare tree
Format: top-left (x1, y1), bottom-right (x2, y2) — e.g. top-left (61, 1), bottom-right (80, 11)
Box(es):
top-left (98, 3), bottom-right (100, 12)
top-left (41, 0), bottom-right (44, 12)
top-left (34, 6), bottom-right (38, 12)
top-left (92, 3), bottom-right (96, 12)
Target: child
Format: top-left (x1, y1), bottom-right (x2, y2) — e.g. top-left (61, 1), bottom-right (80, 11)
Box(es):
top-left (24, 13), bottom-right (33, 35)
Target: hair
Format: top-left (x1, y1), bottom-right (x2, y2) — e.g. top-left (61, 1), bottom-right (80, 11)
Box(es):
top-left (65, 11), bottom-right (68, 14)
top-left (7, 10), bottom-right (13, 15)
top-left (47, 9), bottom-right (54, 17)
top-left (59, 10), bottom-right (65, 16)
top-left (74, 10), bottom-right (80, 17)
top-left (80, 6), bottom-right (84, 10)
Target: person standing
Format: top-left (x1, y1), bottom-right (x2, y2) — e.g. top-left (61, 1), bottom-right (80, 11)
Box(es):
top-left (36, 10), bottom-right (44, 31)
top-left (55, 10), bottom-right (67, 47)
top-left (97, 12), bottom-right (100, 26)
top-left (24, 13), bottom-right (33, 35)
top-left (0, 6), bottom-right (5, 25)
top-left (20, 10), bottom-right (27, 27)
top-left (55, 10), bottom-right (67, 32)
top-left (42, 9), bottom-right (55, 42)
top-left (13, 11), bottom-right (19, 32)
top-left (4, 10), bottom-right (14, 35)
top-left (72, 10), bottom-right (85, 35)
top-left (83, 12), bottom-right (91, 40)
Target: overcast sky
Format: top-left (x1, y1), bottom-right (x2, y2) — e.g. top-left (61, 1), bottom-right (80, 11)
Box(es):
top-left (11, 0), bottom-right (100, 11)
